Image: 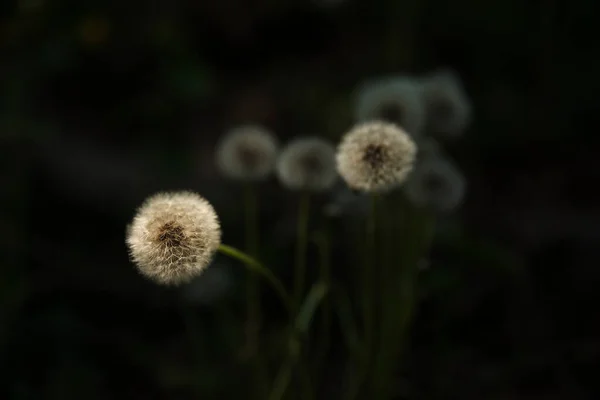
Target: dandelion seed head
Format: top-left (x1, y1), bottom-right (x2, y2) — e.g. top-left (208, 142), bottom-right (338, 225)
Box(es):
top-left (216, 125), bottom-right (278, 181)
top-left (404, 155), bottom-right (466, 212)
top-left (421, 69), bottom-right (472, 137)
top-left (355, 77), bottom-right (425, 137)
top-left (126, 191), bottom-right (221, 285)
top-left (277, 137), bottom-right (337, 191)
top-left (336, 121), bottom-right (417, 193)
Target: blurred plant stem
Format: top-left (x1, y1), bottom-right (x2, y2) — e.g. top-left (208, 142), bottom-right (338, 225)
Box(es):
top-left (293, 192), bottom-right (311, 311)
top-left (218, 244), bottom-right (293, 315)
top-left (370, 194), bottom-right (436, 399)
top-left (269, 283), bottom-right (328, 400)
top-left (312, 221), bottom-right (333, 380)
top-left (244, 185), bottom-right (260, 346)
top-left (347, 194), bottom-right (379, 400)
top-left (365, 195), bottom-right (378, 374)
top-left (241, 184), bottom-right (269, 398)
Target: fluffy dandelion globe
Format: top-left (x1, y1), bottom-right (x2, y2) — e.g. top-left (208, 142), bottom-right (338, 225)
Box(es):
top-left (404, 154), bottom-right (466, 212)
top-left (420, 69), bottom-right (472, 137)
top-left (355, 77), bottom-right (425, 137)
top-left (276, 137), bottom-right (337, 192)
top-left (216, 125), bottom-right (279, 181)
top-left (126, 191), bottom-right (222, 285)
top-left (336, 121), bottom-right (417, 193)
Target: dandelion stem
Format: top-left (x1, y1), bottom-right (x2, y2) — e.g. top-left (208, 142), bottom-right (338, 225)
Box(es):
top-left (243, 184), bottom-right (261, 350)
top-left (372, 196), bottom-right (436, 399)
top-left (312, 227), bottom-right (332, 376)
top-left (364, 194), bottom-right (377, 360)
top-left (269, 282), bottom-right (328, 400)
top-left (293, 192), bottom-right (311, 310)
top-left (243, 184), bottom-right (269, 397)
top-left (218, 244), bottom-right (293, 315)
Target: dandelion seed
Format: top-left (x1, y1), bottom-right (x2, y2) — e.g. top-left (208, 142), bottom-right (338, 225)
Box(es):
top-left (404, 154), bottom-right (466, 212)
top-left (355, 77), bottom-right (425, 137)
top-left (420, 69), bottom-right (472, 137)
top-left (336, 121), bottom-right (417, 193)
top-left (126, 191), bottom-right (221, 285)
top-left (276, 137), bottom-right (337, 191)
top-left (216, 125), bottom-right (278, 181)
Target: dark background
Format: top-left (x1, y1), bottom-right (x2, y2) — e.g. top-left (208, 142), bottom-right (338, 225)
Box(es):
top-left (1, 0), bottom-right (599, 399)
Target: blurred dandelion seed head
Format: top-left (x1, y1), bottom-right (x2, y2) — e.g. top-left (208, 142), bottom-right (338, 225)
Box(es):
top-left (126, 191), bottom-right (221, 285)
top-left (404, 155), bottom-right (466, 212)
top-left (276, 137), bottom-right (337, 191)
top-left (336, 121), bottom-right (417, 193)
top-left (421, 69), bottom-right (472, 137)
top-left (355, 77), bottom-right (425, 137)
top-left (216, 125), bottom-right (278, 181)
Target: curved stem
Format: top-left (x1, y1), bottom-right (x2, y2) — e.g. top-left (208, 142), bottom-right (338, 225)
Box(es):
top-left (294, 192), bottom-right (311, 311)
top-left (218, 244), bottom-right (293, 315)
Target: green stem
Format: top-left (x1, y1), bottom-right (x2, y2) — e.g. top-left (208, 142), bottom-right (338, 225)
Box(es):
top-left (243, 184), bottom-right (269, 398)
top-left (269, 283), bottom-right (328, 400)
top-left (218, 244), bottom-right (293, 316)
top-left (294, 192), bottom-right (311, 311)
top-left (313, 227), bottom-right (332, 377)
top-left (269, 359), bottom-right (294, 400)
top-left (364, 194), bottom-right (377, 358)
top-left (243, 184), bottom-right (260, 351)
top-left (351, 194), bottom-right (378, 399)
top-left (372, 197), bottom-right (436, 399)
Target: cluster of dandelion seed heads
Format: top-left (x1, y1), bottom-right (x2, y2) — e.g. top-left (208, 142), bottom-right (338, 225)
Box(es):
top-left (355, 77), bottom-right (425, 137)
top-left (404, 155), bottom-right (466, 212)
top-left (126, 191), bottom-right (222, 285)
top-left (276, 137), bottom-right (337, 191)
top-left (216, 125), bottom-right (278, 181)
top-left (336, 121), bottom-right (417, 193)
top-left (420, 69), bottom-right (472, 137)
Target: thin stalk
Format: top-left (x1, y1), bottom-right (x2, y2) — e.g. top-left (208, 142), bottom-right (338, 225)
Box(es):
top-left (372, 198), bottom-right (436, 399)
top-left (242, 184), bottom-right (269, 398)
top-left (351, 194), bottom-right (378, 399)
top-left (313, 227), bottom-right (332, 376)
top-left (269, 283), bottom-right (328, 400)
top-left (363, 194), bottom-right (377, 362)
top-left (269, 359), bottom-right (294, 400)
top-left (294, 192), bottom-right (311, 311)
top-left (243, 184), bottom-right (261, 354)
top-left (218, 244), bottom-right (293, 316)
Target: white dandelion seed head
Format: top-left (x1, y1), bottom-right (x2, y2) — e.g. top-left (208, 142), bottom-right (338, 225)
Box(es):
top-left (216, 125), bottom-right (279, 181)
top-left (276, 137), bottom-right (337, 192)
top-left (420, 69), bottom-right (472, 138)
top-left (126, 191), bottom-right (222, 286)
top-left (355, 76), bottom-right (425, 137)
top-left (404, 154), bottom-right (466, 212)
top-left (336, 121), bottom-right (417, 193)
